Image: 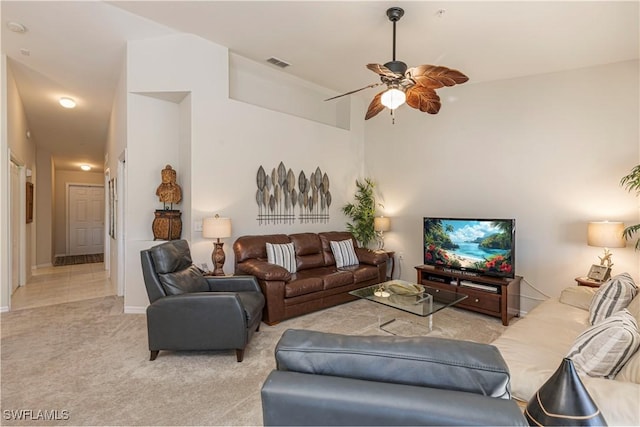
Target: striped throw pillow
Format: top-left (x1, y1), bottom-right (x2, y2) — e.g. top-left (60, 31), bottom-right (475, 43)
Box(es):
top-left (330, 239), bottom-right (359, 268)
top-left (589, 273), bottom-right (638, 325)
top-left (567, 309), bottom-right (640, 379)
top-left (266, 242), bottom-right (297, 274)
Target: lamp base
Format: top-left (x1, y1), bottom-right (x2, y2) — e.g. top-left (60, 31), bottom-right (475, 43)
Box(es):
top-left (212, 242), bottom-right (226, 276)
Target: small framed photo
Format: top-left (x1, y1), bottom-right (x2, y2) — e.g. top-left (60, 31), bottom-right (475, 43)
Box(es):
top-left (587, 264), bottom-right (611, 282)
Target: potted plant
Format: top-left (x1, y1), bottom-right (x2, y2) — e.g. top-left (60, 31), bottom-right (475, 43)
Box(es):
top-left (342, 178), bottom-right (377, 248)
top-left (620, 164), bottom-right (640, 250)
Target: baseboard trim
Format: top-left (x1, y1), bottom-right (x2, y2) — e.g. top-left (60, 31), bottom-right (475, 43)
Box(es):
top-left (34, 263), bottom-right (53, 269)
top-left (0, 306), bottom-right (9, 313)
top-left (124, 306), bottom-right (146, 314)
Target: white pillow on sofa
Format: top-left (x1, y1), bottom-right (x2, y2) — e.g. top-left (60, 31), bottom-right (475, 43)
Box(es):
top-left (567, 309), bottom-right (640, 379)
top-left (266, 242), bottom-right (297, 273)
top-left (589, 273), bottom-right (637, 325)
top-left (330, 239), bottom-right (359, 268)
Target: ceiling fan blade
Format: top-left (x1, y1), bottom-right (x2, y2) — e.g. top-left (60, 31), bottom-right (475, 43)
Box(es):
top-left (365, 91), bottom-right (386, 120)
top-left (324, 82), bottom-right (382, 101)
top-left (366, 63), bottom-right (401, 78)
top-left (407, 65), bottom-right (469, 89)
top-left (406, 86), bottom-right (441, 114)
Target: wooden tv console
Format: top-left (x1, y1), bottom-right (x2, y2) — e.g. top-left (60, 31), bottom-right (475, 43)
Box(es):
top-left (415, 265), bottom-right (521, 326)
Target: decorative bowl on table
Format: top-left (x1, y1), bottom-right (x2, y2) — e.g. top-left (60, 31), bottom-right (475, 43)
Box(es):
top-left (387, 281), bottom-right (424, 296)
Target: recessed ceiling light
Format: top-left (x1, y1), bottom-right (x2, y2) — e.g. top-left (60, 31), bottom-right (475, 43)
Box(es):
top-left (7, 21), bottom-right (27, 33)
top-left (80, 165), bottom-right (91, 171)
top-left (59, 97), bottom-right (76, 108)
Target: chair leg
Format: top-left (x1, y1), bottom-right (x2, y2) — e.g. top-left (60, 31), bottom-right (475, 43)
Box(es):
top-left (150, 350), bottom-right (159, 361)
top-left (256, 323), bottom-right (261, 332)
top-left (235, 349), bottom-right (245, 362)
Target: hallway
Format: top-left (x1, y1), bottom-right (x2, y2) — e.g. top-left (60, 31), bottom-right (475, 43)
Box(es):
top-left (10, 263), bottom-right (116, 311)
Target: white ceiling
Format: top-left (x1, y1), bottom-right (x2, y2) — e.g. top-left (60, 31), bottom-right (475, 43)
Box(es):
top-left (2, 1), bottom-right (638, 172)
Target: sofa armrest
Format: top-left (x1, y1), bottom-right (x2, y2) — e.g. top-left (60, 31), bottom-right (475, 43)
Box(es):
top-left (275, 329), bottom-right (512, 398)
top-left (206, 275), bottom-right (261, 292)
top-left (559, 286), bottom-right (597, 310)
top-left (355, 247), bottom-right (387, 266)
top-left (262, 371), bottom-right (527, 426)
top-left (236, 259), bottom-right (291, 281)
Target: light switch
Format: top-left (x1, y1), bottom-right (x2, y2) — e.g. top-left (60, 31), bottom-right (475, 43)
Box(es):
top-left (194, 221), bottom-right (203, 232)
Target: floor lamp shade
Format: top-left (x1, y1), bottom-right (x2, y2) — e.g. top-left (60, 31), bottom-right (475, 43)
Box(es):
top-left (202, 216), bottom-right (231, 276)
top-left (525, 358), bottom-right (607, 426)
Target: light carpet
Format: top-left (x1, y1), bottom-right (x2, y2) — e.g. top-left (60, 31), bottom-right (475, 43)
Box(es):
top-left (1, 296), bottom-right (514, 426)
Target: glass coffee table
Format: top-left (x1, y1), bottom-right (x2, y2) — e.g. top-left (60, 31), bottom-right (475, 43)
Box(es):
top-left (349, 280), bottom-right (468, 334)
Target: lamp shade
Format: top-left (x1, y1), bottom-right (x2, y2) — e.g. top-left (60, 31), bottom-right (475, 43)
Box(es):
top-left (587, 221), bottom-right (625, 248)
top-left (202, 216), bottom-right (231, 239)
top-left (374, 216), bottom-right (391, 232)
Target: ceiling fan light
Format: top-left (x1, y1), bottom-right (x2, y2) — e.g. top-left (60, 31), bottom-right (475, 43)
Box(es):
top-left (381, 88), bottom-right (406, 110)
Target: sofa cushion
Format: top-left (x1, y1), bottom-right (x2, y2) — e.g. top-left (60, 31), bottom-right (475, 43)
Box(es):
top-left (589, 273), bottom-right (637, 325)
top-left (157, 264), bottom-right (210, 296)
top-left (330, 239), bottom-right (359, 268)
top-left (266, 242), bottom-right (297, 273)
top-left (568, 309), bottom-right (640, 379)
top-left (616, 347), bottom-right (640, 383)
top-left (322, 269), bottom-right (355, 290)
top-left (341, 264), bottom-right (380, 282)
top-left (319, 232), bottom-right (357, 265)
top-left (627, 294), bottom-right (640, 323)
top-left (234, 234), bottom-right (290, 263)
top-left (285, 275), bottom-right (323, 298)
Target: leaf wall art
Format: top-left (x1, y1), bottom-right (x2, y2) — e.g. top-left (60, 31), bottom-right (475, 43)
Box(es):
top-left (256, 162), bottom-right (331, 225)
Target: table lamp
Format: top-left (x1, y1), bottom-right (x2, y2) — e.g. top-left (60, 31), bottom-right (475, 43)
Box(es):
top-left (587, 221), bottom-right (625, 280)
top-left (202, 215), bottom-right (232, 276)
top-left (374, 216), bottom-right (391, 251)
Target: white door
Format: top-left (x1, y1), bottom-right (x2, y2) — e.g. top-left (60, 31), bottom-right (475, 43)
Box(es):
top-left (69, 185), bottom-right (105, 255)
top-left (10, 162), bottom-right (20, 294)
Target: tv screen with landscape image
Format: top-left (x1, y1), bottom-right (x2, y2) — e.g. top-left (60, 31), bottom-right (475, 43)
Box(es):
top-left (423, 217), bottom-right (515, 278)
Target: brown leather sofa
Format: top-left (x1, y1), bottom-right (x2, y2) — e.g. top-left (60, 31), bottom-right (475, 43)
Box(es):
top-left (233, 231), bottom-right (388, 325)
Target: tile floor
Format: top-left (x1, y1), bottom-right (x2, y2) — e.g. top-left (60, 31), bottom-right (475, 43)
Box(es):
top-left (10, 262), bottom-right (116, 311)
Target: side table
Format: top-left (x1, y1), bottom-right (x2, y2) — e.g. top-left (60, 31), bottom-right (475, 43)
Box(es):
top-left (574, 276), bottom-right (602, 288)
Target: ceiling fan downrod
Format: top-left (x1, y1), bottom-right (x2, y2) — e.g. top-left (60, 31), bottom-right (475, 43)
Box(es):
top-left (385, 7), bottom-right (407, 75)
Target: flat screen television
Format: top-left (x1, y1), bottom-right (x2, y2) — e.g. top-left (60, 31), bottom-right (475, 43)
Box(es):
top-left (423, 217), bottom-right (515, 278)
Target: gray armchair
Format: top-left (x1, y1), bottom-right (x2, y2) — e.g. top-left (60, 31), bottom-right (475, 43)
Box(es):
top-left (261, 329), bottom-right (527, 426)
top-left (140, 239), bottom-right (265, 362)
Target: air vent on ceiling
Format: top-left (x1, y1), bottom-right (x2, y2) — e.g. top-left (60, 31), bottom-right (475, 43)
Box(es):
top-left (266, 57), bottom-right (291, 68)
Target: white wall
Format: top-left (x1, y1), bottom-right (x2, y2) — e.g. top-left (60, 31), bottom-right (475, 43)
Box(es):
top-left (1, 55), bottom-right (8, 311)
top-left (124, 34), bottom-right (365, 312)
top-left (3, 58), bottom-right (36, 303)
top-left (365, 60), bottom-right (640, 312)
top-left (35, 147), bottom-right (53, 267)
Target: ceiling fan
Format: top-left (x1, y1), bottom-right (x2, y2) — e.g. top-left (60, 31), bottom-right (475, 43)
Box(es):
top-left (325, 7), bottom-right (469, 122)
